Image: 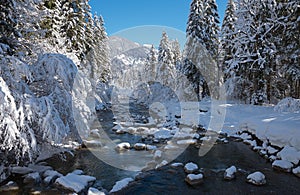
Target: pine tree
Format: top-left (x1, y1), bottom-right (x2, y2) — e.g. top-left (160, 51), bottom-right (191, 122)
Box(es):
top-left (144, 45), bottom-right (157, 82)
top-left (156, 32), bottom-right (176, 88)
top-left (184, 0), bottom-right (220, 100)
top-left (220, 0), bottom-right (237, 81)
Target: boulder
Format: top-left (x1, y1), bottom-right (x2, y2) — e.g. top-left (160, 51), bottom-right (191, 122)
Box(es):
top-left (272, 160), bottom-right (293, 172)
top-left (246, 172), bottom-right (266, 186)
top-left (224, 166), bottom-right (237, 180)
top-left (184, 162), bottom-right (199, 174)
top-left (185, 174), bottom-right (204, 185)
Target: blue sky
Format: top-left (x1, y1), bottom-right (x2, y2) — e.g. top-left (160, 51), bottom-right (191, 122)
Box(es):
top-left (89, 0), bottom-right (227, 48)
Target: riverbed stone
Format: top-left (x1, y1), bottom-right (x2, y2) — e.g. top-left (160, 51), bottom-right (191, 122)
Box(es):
top-left (0, 181), bottom-right (19, 192)
top-left (246, 172), bottom-right (266, 186)
top-left (272, 160), bottom-right (293, 173)
top-left (23, 172), bottom-right (41, 185)
top-left (184, 162), bottom-right (199, 174)
top-left (134, 143), bottom-right (146, 150)
top-left (292, 167), bottom-right (300, 178)
top-left (224, 166), bottom-right (237, 180)
top-left (185, 174), bottom-right (204, 185)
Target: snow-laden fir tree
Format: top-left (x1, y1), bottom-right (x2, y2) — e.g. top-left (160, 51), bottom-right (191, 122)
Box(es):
top-left (220, 0), bottom-right (237, 81)
top-left (183, 0), bottom-right (220, 100)
top-left (156, 32), bottom-right (176, 88)
top-left (144, 45), bottom-right (157, 82)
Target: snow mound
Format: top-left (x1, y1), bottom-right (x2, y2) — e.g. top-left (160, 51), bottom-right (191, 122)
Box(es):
top-left (55, 173), bottom-right (96, 193)
top-left (274, 98), bottom-right (300, 113)
top-left (110, 177), bottom-right (134, 193)
top-left (277, 146), bottom-right (300, 164)
top-left (224, 166), bottom-right (237, 180)
top-left (184, 162), bottom-right (199, 173)
top-left (272, 160), bottom-right (294, 172)
top-left (246, 172), bottom-right (266, 186)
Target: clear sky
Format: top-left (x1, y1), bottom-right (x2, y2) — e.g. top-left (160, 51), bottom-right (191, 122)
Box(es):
top-left (89, 0), bottom-right (227, 48)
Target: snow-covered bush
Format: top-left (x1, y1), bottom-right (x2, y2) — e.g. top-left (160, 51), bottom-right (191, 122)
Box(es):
top-left (274, 97), bottom-right (300, 113)
top-left (0, 53), bottom-right (88, 165)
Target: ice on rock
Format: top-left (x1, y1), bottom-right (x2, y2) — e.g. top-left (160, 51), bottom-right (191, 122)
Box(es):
top-left (55, 173), bottom-right (96, 193)
top-left (277, 146), bottom-right (300, 164)
top-left (112, 124), bottom-right (124, 132)
top-left (272, 160), bottom-right (294, 172)
top-left (185, 173), bottom-right (203, 185)
top-left (246, 172), bottom-right (266, 186)
top-left (224, 166), bottom-right (237, 180)
top-left (110, 178), bottom-right (134, 193)
top-left (292, 166), bottom-right (300, 178)
top-left (184, 162), bottom-right (199, 173)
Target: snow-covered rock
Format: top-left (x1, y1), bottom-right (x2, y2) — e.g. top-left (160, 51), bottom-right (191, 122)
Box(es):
top-left (277, 146), bottom-right (300, 165)
top-left (90, 129), bottom-right (101, 138)
top-left (110, 178), bottom-right (134, 193)
top-left (55, 173), bottom-right (96, 193)
top-left (23, 172), bottom-right (41, 185)
top-left (11, 166), bottom-right (34, 175)
top-left (171, 163), bottom-right (184, 168)
top-left (274, 98), bottom-right (300, 113)
top-left (134, 143), bottom-right (146, 150)
top-left (88, 187), bottom-right (105, 195)
top-left (292, 166), bottom-right (300, 178)
top-left (156, 160), bottom-right (168, 169)
top-left (112, 124), bottom-right (124, 132)
top-left (185, 173), bottom-right (204, 185)
top-left (84, 140), bottom-right (103, 148)
top-left (184, 162), bottom-right (199, 173)
top-left (177, 139), bottom-right (197, 145)
top-left (153, 150), bottom-right (162, 160)
top-left (154, 129), bottom-right (173, 139)
top-left (72, 169), bottom-right (84, 175)
top-left (272, 160), bottom-right (294, 172)
top-left (43, 170), bottom-right (63, 185)
top-left (224, 166), bottom-right (237, 180)
top-left (246, 172), bottom-right (266, 186)
top-left (146, 145), bottom-right (157, 151)
top-left (267, 146), bottom-right (278, 155)
top-left (116, 142), bottom-right (131, 151)
top-left (0, 181), bottom-right (19, 192)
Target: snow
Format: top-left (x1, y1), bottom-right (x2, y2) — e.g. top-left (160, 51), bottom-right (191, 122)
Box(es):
top-left (43, 170), bottom-right (63, 184)
top-left (171, 163), bottom-right (183, 167)
top-left (274, 98), bottom-right (300, 113)
top-left (272, 160), bottom-right (294, 171)
top-left (246, 172), bottom-right (266, 185)
top-left (277, 146), bottom-right (300, 164)
top-left (187, 173), bottom-right (203, 180)
top-left (154, 129), bottom-right (173, 139)
top-left (267, 146), bottom-right (278, 155)
top-left (292, 167), bottom-right (300, 175)
top-left (110, 178), bottom-right (134, 193)
top-left (55, 173), bottom-right (96, 193)
top-left (116, 142), bottom-right (131, 150)
top-left (177, 139), bottom-right (197, 145)
top-left (11, 167), bottom-right (34, 175)
top-left (184, 162), bottom-right (199, 173)
top-left (88, 187), bottom-right (105, 195)
top-left (153, 150), bottom-right (162, 159)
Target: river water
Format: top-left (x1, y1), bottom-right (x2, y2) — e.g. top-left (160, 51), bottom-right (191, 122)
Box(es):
top-left (45, 103), bottom-right (300, 194)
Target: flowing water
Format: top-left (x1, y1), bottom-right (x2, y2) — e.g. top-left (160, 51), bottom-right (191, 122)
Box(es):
top-left (44, 103), bottom-right (300, 194)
